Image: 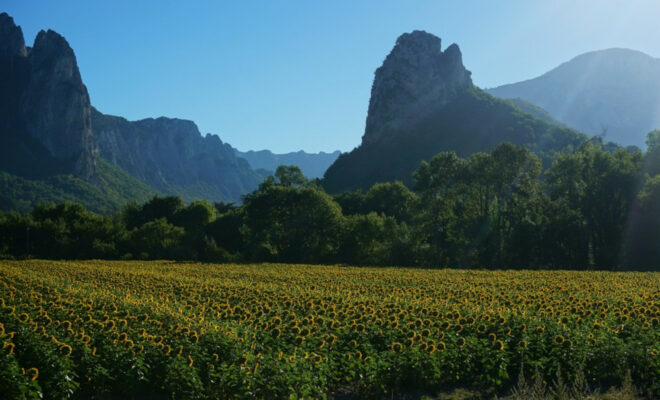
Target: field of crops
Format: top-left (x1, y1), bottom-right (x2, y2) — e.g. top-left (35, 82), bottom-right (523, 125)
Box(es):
top-left (0, 261), bottom-right (658, 399)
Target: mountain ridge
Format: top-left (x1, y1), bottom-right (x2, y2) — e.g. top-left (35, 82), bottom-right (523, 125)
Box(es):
top-left (232, 148), bottom-right (341, 179)
top-left (486, 47), bottom-right (660, 147)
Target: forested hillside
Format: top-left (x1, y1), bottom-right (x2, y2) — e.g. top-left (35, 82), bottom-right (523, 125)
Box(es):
top-left (3, 136), bottom-right (660, 270)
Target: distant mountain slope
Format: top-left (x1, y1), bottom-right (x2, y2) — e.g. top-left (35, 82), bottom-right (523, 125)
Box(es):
top-left (323, 31), bottom-right (587, 193)
top-left (233, 148), bottom-right (340, 179)
top-left (487, 48), bottom-right (660, 147)
top-left (505, 98), bottom-right (566, 127)
top-left (0, 159), bottom-right (155, 214)
top-left (93, 109), bottom-right (263, 203)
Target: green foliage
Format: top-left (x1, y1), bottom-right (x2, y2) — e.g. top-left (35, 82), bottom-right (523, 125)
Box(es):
top-left (242, 184), bottom-right (343, 263)
top-left (0, 142), bottom-right (659, 270)
top-left (0, 159), bottom-right (155, 214)
top-left (126, 218), bottom-right (186, 260)
top-left (274, 165), bottom-right (307, 187)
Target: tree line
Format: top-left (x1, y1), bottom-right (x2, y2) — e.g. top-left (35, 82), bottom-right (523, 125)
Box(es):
top-left (2, 132), bottom-right (660, 270)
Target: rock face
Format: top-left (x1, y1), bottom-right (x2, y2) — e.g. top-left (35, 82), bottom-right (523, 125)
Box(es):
top-left (363, 31), bottom-right (472, 145)
top-left (0, 12), bottom-right (27, 58)
top-left (22, 30), bottom-right (96, 178)
top-left (93, 109), bottom-right (263, 203)
top-left (487, 48), bottom-right (660, 148)
top-left (0, 13), bottom-right (96, 179)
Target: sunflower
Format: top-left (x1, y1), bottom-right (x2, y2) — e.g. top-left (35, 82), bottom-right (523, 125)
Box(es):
top-left (492, 340), bottom-right (504, 352)
top-left (391, 342), bottom-right (403, 353)
top-left (554, 334), bottom-right (565, 345)
top-left (457, 337), bottom-right (466, 348)
top-left (437, 341), bottom-right (446, 352)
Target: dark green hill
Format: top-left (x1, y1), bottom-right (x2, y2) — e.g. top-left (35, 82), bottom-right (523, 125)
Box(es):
top-left (0, 159), bottom-right (156, 214)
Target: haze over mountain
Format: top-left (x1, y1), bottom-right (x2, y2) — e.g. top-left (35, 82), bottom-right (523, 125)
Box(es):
top-left (487, 48), bottom-right (660, 148)
top-left (232, 148), bottom-right (340, 179)
top-left (323, 31), bottom-right (588, 193)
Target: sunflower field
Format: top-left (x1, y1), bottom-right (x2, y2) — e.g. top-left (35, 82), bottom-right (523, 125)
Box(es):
top-left (0, 260), bottom-right (658, 399)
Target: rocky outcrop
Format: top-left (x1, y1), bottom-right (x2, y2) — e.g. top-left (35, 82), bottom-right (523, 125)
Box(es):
top-left (93, 109), bottom-right (263, 203)
top-left (22, 30), bottom-right (96, 178)
top-left (0, 13), bottom-right (96, 179)
top-left (0, 12), bottom-right (26, 58)
top-left (363, 31), bottom-right (472, 145)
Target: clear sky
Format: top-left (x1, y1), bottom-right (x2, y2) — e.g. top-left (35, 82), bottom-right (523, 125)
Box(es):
top-left (4, 1), bottom-right (660, 153)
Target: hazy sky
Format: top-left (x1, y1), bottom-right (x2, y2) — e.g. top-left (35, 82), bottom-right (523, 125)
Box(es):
top-left (5, 1), bottom-right (660, 152)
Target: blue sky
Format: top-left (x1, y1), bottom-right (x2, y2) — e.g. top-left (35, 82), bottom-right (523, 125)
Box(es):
top-left (5, 1), bottom-right (660, 153)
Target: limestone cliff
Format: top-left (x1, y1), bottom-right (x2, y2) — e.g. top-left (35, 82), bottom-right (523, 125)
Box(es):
top-left (0, 13), bottom-right (96, 179)
top-left (362, 31), bottom-right (472, 145)
top-left (93, 109), bottom-right (263, 203)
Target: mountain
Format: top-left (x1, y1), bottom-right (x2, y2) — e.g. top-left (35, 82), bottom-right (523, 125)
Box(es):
top-left (0, 13), bottom-right (95, 180)
top-left (0, 12), bottom-right (156, 212)
top-left (232, 148), bottom-right (341, 179)
top-left (93, 109), bottom-right (263, 203)
top-left (322, 31), bottom-right (587, 193)
top-left (486, 48), bottom-right (660, 148)
top-left (0, 12), bottom-right (265, 210)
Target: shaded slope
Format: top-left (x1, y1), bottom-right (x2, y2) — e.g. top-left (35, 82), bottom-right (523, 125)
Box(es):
top-left (487, 48), bottom-right (660, 147)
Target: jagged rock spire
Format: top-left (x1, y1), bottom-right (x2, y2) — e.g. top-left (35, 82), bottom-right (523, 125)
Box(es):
top-left (363, 30), bottom-right (472, 144)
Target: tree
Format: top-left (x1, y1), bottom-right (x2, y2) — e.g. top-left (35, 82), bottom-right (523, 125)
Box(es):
top-left (333, 190), bottom-right (366, 216)
top-left (623, 174), bottom-right (660, 268)
top-left (274, 165), bottom-right (307, 187)
top-left (643, 130), bottom-right (660, 175)
top-left (123, 196), bottom-right (185, 229)
top-left (125, 218), bottom-right (185, 260)
top-left (413, 152), bottom-right (465, 267)
top-left (242, 185), bottom-right (344, 263)
top-left (547, 144), bottom-right (642, 269)
top-left (363, 181), bottom-right (417, 223)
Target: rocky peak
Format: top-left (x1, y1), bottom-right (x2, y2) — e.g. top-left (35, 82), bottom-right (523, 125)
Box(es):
top-left (20, 28), bottom-right (96, 178)
top-left (0, 12), bottom-right (27, 58)
top-left (30, 30), bottom-right (81, 80)
top-left (362, 30), bottom-right (472, 144)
